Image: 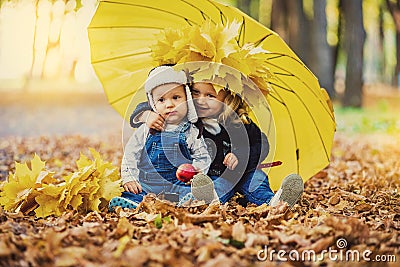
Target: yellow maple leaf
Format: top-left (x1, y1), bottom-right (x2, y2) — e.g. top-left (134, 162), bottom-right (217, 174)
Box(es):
top-left (1, 150), bottom-right (123, 217)
top-left (223, 50), bottom-right (251, 76)
top-left (98, 178), bottom-right (123, 201)
top-left (76, 153), bottom-right (92, 170)
top-left (70, 195), bottom-right (83, 210)
top-left (188, 25), bottom-right (216, 59)
top-left (35, 193), bottom-right (62, 218)
top-left (60, 167), bottom-right (90, 210)
top-left (151, 28), bottom-right (188, 65)
top-left (151, 20), bottom-right (242, 66)
top-left (189, 20), bottom-right (240, 63)
top-left (0, 154), bottom-right (52, 212)
top-left (60, 148), bottom-right (123, 213)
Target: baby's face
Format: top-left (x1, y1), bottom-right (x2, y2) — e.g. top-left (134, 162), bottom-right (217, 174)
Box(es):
top-left (152, 83), bottom-right (187, 125)
top-left (191, 82), bottom-right (227, 118)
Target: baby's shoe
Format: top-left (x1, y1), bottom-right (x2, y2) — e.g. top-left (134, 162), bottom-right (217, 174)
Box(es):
top-left (190, 173), bottom-right (219, 204)
top-left (269, 173), bottom-right (304, 208)
top-left (109, 197), bottom-right (140, 211)
top-left (177, 192), bottom-right (196, 207)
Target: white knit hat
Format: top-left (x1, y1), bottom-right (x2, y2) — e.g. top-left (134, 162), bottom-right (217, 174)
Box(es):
top-left (144, 66), bottom-right (197, 123)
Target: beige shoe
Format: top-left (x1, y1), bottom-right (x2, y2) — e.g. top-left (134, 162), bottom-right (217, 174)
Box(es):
top-left (191, 173), bottom-right (218, 204)
top-left (269, 173), bottom-right (304, 208)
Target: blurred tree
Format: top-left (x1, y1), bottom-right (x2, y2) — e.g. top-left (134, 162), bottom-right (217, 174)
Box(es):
top-left (286, 0), bottom-right (310, 63)
top-left (385, 0), bottom-right (400, 87)
top-left (310, 0), bottom-right (335, 98)
top-left (379, 2), bottom-right (386, 80)
top-left (269, 0), bottom-right (335, 98)
top-left (237, 0), bottom-right (260, 20)
top-left (25, 0), bottom-right (95, 83)
top-left (341, 0), bottom-right (366, 107)
top-left (333, 0), bottom-right (342, 75)
top-left (258, 0), bottom-right (272, 27)
top-left (270, 0), bottom-right (309, 61)
top-left (237, 0), bottom-right (251, 15)
top-left (29, 0), bottom-right (41, 79)
top-left (270, 0), bottom-right (288, 42)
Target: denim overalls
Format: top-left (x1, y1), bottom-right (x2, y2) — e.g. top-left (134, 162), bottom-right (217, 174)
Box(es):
top-left (122, 122), bottom-right (193, 203)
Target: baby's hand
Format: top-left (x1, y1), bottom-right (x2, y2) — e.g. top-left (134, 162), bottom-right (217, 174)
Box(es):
top-left (123, 180), bottom-right (142, 194)
top-left (141, 110), bottom-right (165, 131)
top-left (223, 153), bottom-right (238, 170)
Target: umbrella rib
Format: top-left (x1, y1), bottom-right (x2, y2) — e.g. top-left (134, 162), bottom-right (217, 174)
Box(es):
top-left (274, 72), bottom-right (295, 77)
top-left (205, 0), bottom-right (228, 24)
top-left (271, 75), bottom-right (332, 163)
top-left (268, 92), bottom-right (285, 105)
top-left (180, 0), bottom-right (219, 24)
top-left (91, 51), bottom-right (151, 64)
top-left (265, 54), bottom-right (285, 61)
top-left (184, 0), bottom-right (245, 46)
top-left (266, 57), bottom-right (335, 121)
top-left (254, 34), bottom-right (274, 47)
top-left (268, 86), bottom-right (300, 173)
top-left (269, 82), bottom-right (293, 92)
top-left (237, 17), bottom-right (246, 46)
top-left (266, 53), bottom-right (303, 65)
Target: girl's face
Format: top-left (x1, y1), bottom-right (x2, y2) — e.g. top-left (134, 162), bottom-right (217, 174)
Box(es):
top-left (152, 83), bottom-right (188, 125)
top-left (191, 82), bottom-right (227, 118)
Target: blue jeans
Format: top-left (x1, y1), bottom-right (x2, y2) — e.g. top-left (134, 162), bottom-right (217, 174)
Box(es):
top-left (137, 122), bottom-right (192, 198)
top-left (121, 191), bottom-right (147, 203)
top-left (212, 170), bottom-right (275, 205)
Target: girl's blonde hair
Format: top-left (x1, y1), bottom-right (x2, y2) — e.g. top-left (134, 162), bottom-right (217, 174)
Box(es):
top-left (219, 89), bottom-right (251, 125)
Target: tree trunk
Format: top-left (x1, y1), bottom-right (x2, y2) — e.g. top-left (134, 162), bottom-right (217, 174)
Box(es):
top-left (385, 0), bottom-right (400, 87)
top-left (29, 0), bottom-right (39, 80)
top-left (333, 0), bottom-right (343, 75)
top-left (238, 0), bottom-right (251, 16)
top-left (258, 0), bottom-right (272, 27)
top-left (341, 0), bottom-right (365, 107)
top-left (270, 0), bottom-right (288, 42)
top-left (286, 0), bottom-right (310, 64)
top-left (310, 0), bottom-right (335, 98)
top-left (379, 3), bottom-right (386, 81)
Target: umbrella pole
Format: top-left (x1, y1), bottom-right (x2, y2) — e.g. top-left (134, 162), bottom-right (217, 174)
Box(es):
top-left (257, 161), bottom-right (282, 169)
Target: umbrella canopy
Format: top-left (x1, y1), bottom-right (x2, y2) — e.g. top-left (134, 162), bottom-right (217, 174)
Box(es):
top-left (88, 0), bottom-right (336, 190)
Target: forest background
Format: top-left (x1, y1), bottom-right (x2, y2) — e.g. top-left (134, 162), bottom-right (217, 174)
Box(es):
top-left (0, 1), bottom-right (399, 266)
top-left (0, 0), bottom-right (399, 107)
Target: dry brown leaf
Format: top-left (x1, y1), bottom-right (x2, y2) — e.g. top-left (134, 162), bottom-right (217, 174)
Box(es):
top-left (354, 201), bottom-right (373, 212)
top-left (232, 221), bottom-right (247, 242)
top-left (1, 129), bottom-right (399, 266)
top-left (112, 217), bottom-right (135, 239)
top-left (328, 193), bottom-right (341, 205)
top-left (300, 236), bottom-right (334, 253)
top-left (202, 253), bottom-right (239, 267)
top-left (183, 213), bottom-right (221, 224)
top-left (272, 230), bottom-right (311, 247)
top-left (195, 242), bottom-right (225, 263)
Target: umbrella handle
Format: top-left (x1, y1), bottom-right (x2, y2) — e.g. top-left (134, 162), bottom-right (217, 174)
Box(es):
top-left (257, 161), bottom-right (282, 169)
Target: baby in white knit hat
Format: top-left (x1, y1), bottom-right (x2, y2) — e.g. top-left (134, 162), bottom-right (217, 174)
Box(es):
top-left (109, 66), bottom-right (213, 209)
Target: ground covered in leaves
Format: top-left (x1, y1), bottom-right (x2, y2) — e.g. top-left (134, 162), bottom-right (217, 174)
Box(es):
top-left (0, 132), bottom-right (399, 267)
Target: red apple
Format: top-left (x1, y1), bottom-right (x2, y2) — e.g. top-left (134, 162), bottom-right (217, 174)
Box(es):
top-left (176, 164), bottom-right (198, 183)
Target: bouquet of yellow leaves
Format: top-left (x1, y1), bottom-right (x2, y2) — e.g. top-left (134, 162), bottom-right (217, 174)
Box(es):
top-left (0, 148), bottom-right (123, 218)
top-left (151, 20), bottom-right (273, 95)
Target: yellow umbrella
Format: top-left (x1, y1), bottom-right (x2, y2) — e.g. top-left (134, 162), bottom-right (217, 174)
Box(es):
top-left (88, 0), bottom-right (336, 190)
